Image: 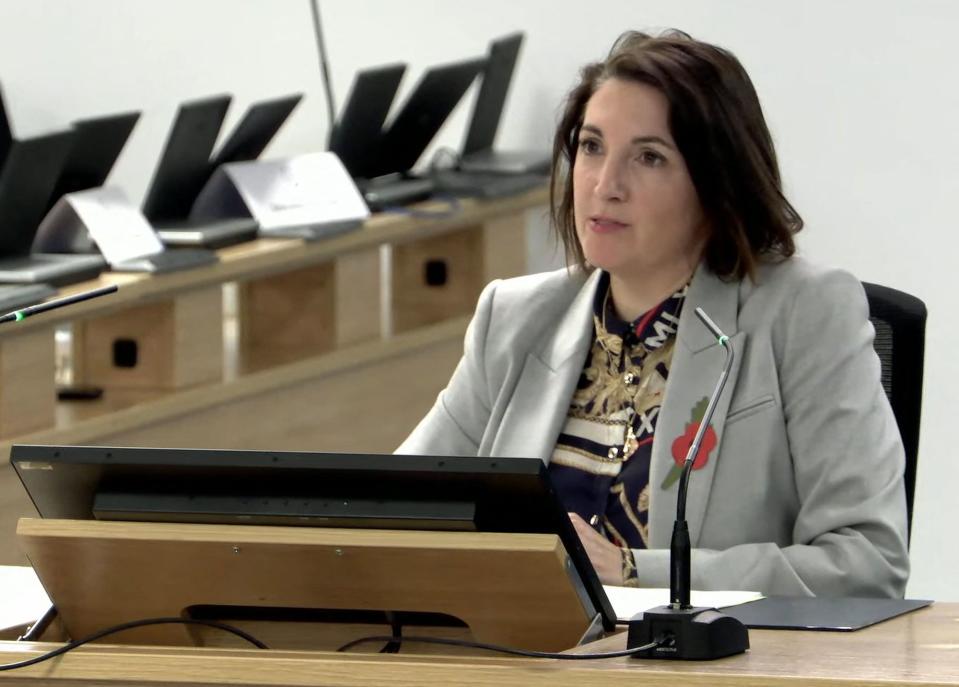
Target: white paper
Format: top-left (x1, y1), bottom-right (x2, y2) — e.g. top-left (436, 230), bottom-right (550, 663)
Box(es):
top-left (603, 585), bottom-right (763, 622)
top-left (0, 565), bottom-right (51, 632)
top-left (223, 152), bottom-right (369, 231)
top-left (66, 187), bottom-right (163, 265)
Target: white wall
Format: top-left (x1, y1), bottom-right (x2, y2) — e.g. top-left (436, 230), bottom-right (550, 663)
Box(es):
top-left (1, 0), bottom-right (955, 600)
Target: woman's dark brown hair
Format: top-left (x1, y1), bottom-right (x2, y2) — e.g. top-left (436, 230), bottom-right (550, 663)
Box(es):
top-left (551, 30), bottom-right (802, 281)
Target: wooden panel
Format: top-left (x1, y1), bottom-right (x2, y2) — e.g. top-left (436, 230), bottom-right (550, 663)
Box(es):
top-left (72, 288), bottom-right (223, 390)
top-left (74, 320), bottom-right (464, 453)
top-left (19, 520), bottom-right (595, 652)
top-left (482, 213), bottom-right (528, 283)
top-left (392, 226), bottom-right (485, 333)
top-left (0, 328), bottom-right (55, 437)
top-left (237, 249), bottom-right (381, 370)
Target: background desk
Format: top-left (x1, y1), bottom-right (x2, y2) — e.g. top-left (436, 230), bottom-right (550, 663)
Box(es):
top-left (0, 602), bottom-right (955, 686)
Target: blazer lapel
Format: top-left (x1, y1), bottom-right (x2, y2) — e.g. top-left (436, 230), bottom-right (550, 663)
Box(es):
top-left (490, 270), bottom-right (602, 460)
top-left (648, 265), bottom-right (745, 547)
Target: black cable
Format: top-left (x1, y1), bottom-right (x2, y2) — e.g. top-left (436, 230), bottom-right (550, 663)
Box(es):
top-left (379, 611), bottom-right (402, 653)
top-left (337, 634), bottom-right (661, 659)
top-left (1, 617), bottom-right (267, 672)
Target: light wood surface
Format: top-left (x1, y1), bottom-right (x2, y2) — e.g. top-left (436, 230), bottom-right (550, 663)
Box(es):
top-left (0, 603), bottom-right (954, 686)
top-left (0, 329), bottom-right (55, 437)
top-left (18, 519), bottom-right (597, 652)
top-left (72, 286), bottom-right (223, 390)
top-left (0, 188), bottom-right (547, 337)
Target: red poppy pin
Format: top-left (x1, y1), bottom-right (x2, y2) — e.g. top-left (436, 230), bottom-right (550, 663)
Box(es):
top-left (661, 396), bottom-right (717, 490)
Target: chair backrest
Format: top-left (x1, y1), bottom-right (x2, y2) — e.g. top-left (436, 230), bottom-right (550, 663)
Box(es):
top-left (862, 282), bottom-right (926, 538)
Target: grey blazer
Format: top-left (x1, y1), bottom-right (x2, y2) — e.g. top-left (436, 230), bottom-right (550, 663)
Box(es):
top-left (397, 257), bottom-right (910, 597)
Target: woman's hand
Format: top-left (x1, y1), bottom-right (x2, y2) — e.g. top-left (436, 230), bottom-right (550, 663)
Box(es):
top-left (569, 512), bottom-right (625, 585)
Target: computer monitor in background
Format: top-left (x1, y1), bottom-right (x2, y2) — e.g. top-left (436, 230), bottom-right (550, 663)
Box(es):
top-left (45, 111), bottom-right (141, 213)
top-left (0, 132), bottom-right (107, 286)
top-left (10, 444), bottom-right (616, 632)
top-left (462, 32), bottom-right (523, 158)
top-left (372, 57), bottom-right (486, 179)
top-left (142, 94), bottom-right (232, 224)
top-left (328, 63), bottom-right (406, 180)
top-left (458, 32), bottom-right (550, 176)
top-left (0, 84), bottom-right (11, 167)
top-left (211, 93), bottom-right (303, 166)
top-left (141, 94), bottom-right (258, 249)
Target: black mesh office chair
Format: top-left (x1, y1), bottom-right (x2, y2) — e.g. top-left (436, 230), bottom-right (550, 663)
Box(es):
top-left (862, 282), bottom-right (926, 539)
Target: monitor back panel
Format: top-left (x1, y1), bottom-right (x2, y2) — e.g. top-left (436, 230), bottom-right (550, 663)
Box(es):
top-left (142, 94), bottom-right (231, 223)
top-left (46, 111), bottom-right (140, 212)
top-left (0, 131), bottom-right (76, 257)
top-left (0, 84), bottom-right (11, 167)
top-left (462, 32), bottom-right (523, 156)
top-left (374, 58), bottom-right (485, 177)
top-left (212, 93), bottom-right (303, 165)
top-left (328, 63), bottom-right (406, 179)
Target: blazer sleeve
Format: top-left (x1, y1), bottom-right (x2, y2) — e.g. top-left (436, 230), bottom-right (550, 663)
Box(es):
top-left (633, 268), bottom-right (910, 597)
top-left (394, 280), bottom-right (500, 457)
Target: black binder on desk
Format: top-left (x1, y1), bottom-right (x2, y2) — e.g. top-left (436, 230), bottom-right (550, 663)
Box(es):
top-left (724, 596), bottom-right (933, 631)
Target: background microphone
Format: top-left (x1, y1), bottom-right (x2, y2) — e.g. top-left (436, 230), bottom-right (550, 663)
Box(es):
top-left (0, 284), bottom-right (118, 324)
top-left (627, 306), bottom-right (750, 660)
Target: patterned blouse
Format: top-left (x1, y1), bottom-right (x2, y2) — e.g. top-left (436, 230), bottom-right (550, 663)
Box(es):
top-left (549, 272), bottom-right (687, 571)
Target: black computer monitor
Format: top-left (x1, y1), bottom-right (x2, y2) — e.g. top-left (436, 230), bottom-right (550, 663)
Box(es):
top-left (211, 93), bottom-right (303, 166)
top-left (328, 63), bottom-right (406, 179)
top-left (462, 32), bottom-right (524, 156)
top-left (142, 94), bottom-right (232, 223)
top-left (10, 444), bottom-right (615, 630)
top-left (0, 132), bottom-right (77, 257)
top-left (45, 111), bottom-right (141, 213)
top-left (373, 57), bottom-right (486, 178)
top-left (0, 84), bottom-right (11, 167)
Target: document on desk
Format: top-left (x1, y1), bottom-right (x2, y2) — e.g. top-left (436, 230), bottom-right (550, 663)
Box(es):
top-left (603, 585), bottom-right (763, 622)
top-left (0, 565), bottom-right (51, 631)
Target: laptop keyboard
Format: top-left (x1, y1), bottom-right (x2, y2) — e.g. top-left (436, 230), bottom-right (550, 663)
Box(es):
top-left (432, 170), bottom-right (546, 199)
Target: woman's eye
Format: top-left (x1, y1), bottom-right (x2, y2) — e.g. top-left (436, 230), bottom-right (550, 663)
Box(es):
top-left (639, 150), bottom-right (665, 166)
top-left (579, 138), bottom-right (601, 155)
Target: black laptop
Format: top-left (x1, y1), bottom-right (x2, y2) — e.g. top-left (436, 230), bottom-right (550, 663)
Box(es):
top-left (329, 63), bottom-right (406, 180)
top-left (361, 57), bottom-right (486, 210)
top-left (0, 84), bottom-right (11, 169)
top-left (211, 93), bottom-right (302, 167)
top-left (143, 95), bottom-right (257, 250)
top-left (456, 32), bottom-right (550, 178)
top-left (0, 132), bottom-right (107, 286)
top-left (45, 111), bottom-right (140, 213)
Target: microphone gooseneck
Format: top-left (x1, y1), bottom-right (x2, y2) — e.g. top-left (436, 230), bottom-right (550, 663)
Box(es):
top-left (670, 306), bottom-right (735, 609)
top-left (0, 284), bottom-right (119, 325)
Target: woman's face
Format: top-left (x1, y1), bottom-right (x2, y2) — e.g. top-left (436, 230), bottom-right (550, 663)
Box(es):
top-left (573, 78), bottom-right (708, 280)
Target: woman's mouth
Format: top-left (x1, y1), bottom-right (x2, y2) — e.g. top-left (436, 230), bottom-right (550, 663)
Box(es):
top-left (588, 216), bottom-right (629, 233)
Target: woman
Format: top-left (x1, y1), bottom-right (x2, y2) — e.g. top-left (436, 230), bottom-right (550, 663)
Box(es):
top-left (397, 31), bottom-right (909, 598)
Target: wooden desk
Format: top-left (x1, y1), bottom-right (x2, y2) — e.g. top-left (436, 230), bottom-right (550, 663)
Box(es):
top-left (0, 603), bottom-right (954, 686)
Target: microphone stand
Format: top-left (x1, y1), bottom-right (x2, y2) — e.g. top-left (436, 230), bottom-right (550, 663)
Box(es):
top-left (627, 307), bottom-right (750, 660)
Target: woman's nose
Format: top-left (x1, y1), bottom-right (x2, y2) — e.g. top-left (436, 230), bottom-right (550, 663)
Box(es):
top-left (595, 157), bottom-right (628, 201)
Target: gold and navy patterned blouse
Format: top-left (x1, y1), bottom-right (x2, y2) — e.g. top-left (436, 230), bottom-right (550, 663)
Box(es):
top-left (549, 272), bottom-right (687, 552)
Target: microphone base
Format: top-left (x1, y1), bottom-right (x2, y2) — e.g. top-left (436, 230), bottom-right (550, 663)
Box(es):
top-left (627, 604), bottom-right (749, 660)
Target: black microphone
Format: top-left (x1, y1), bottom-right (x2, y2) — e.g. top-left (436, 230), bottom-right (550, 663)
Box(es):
top-left (627, 306), bottom-right (750, 660)
top-left (0, 284), bottom-right (118, 324)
